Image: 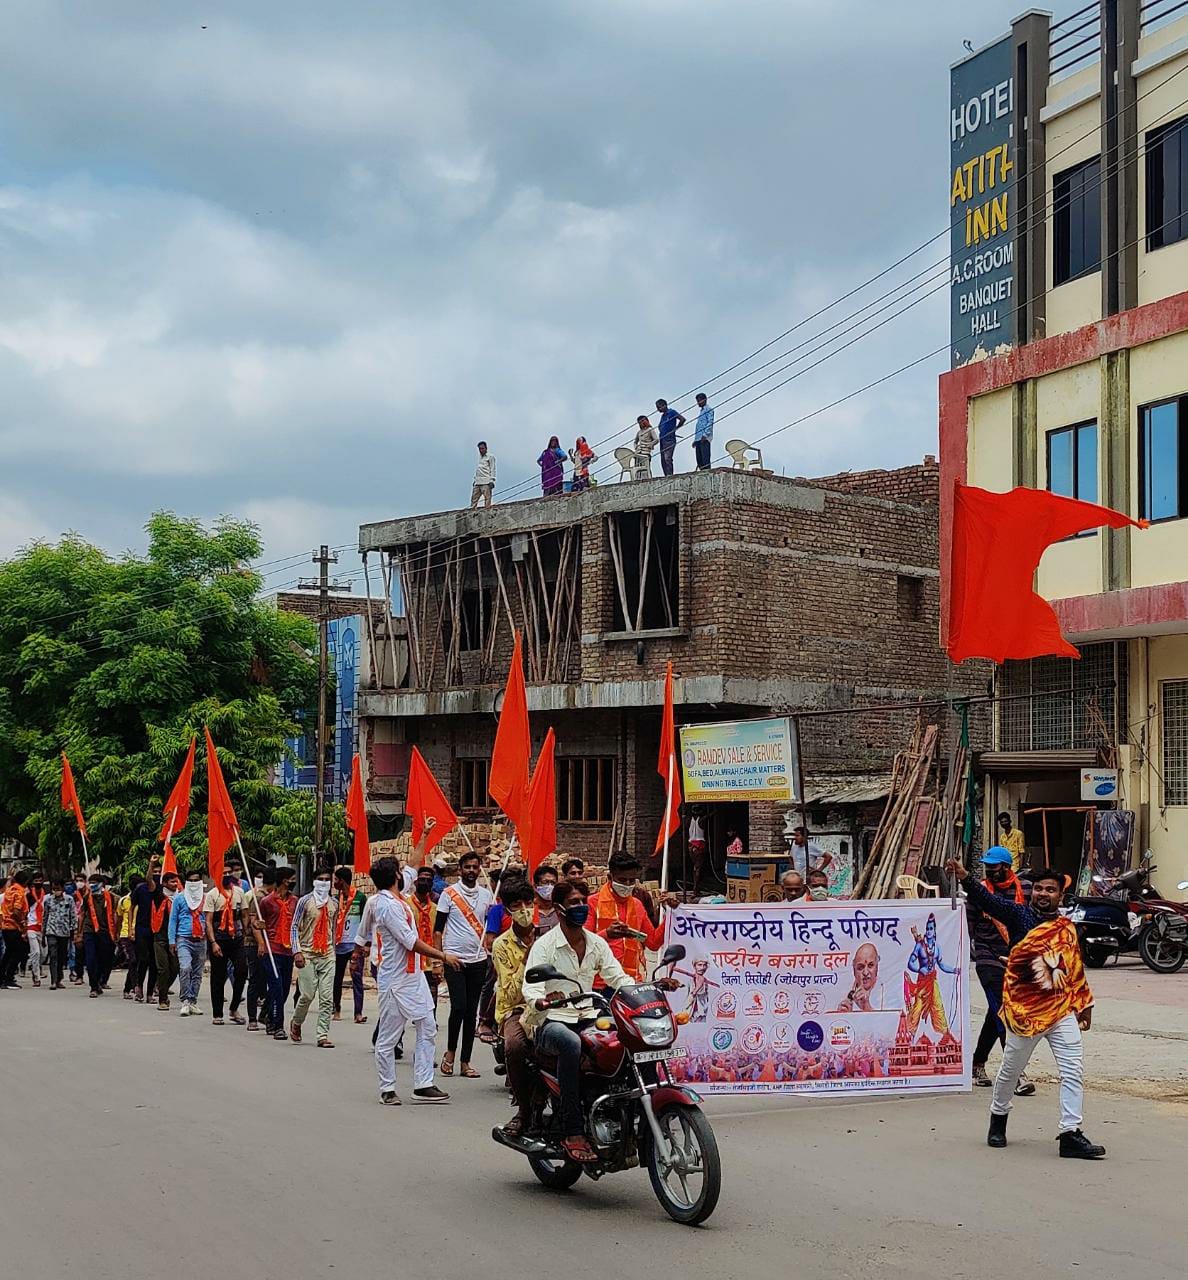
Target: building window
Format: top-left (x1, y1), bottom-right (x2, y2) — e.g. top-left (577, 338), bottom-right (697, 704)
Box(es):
top-left (1053, 158), bottom-right (1101, 286)
top-left (895, 575), bottom-right (924, 623)
top-left (1046, 421), bottom-right (1098, 523)
top-left (1139, 396), bottom-right (1188, 523)
top-left (1146, 116), bottom-right (1188, 251)
top-left (557, 756), bottom-right (615, 824)
top-left (459, 758), bottom-right (491, 811)
top-left (606, 505), bottom-right (680, 632)
top-left (998, 642), bottom-right (1128, 752)
top-left (1162, 681), bottom-right (1188, 806)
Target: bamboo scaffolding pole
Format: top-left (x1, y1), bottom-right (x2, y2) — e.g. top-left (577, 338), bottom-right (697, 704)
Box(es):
top-left (607, 517), bottom-right (632, 632)
top-left (360, 552), bottom-right (381, 690)
top-left (635, 508), bottom-right (654, 632)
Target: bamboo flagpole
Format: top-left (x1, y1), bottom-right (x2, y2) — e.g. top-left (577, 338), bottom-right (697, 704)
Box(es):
top-left (659, 758), bottom-right (676, 893)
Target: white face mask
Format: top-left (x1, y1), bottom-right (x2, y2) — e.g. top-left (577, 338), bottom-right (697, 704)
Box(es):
top-left (536, 882), bottom-right (554, 901)
top-left (164, 887), bottom-right (176, 900)
top-left (184, 882), bottom-right (204, 909)
top-left (254, 876), bottom-right (264, 889)
top-left (312, 880), bottom-right (332, 903)
top-left (610, 880), bottom-right (634, 899)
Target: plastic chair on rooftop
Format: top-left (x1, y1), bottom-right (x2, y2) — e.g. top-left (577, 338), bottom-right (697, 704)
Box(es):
top-left (614, 447), bottom-right (637, 481)
top-left (724, 439), bottom-right (764, 471)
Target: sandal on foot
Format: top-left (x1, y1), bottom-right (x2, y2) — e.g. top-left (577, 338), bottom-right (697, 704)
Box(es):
top-left (460, 1064), bottom-right (481, 1079)
top-left (561, 1136), bottom-right (598, 1164)
top-left (503, 1115), bottom-right (528, 1139)
top-left (354, 1014), bottom-right (368, 1024)
top-left (230, 1013), bottom-right (246, 1026)
top-left (212, 1016), bottom-right (225, 1025)
top-left (332, 1011), bottom-right (342, 1021)
top-left (317, 1038), bottom-right (336, 1049)
top-left (289, 1020), bottom-right (302, 1043)
top-left (440, 1054), bottom-right (455, 1076)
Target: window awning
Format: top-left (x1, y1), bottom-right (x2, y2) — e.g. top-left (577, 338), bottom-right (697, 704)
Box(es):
top-left (803, 774), bottom-right (894, 806)
top-left (977, 750), bottom-right (1100, 774)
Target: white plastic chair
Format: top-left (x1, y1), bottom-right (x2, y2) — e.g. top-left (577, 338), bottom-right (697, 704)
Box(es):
top-left (614, 447), bottom-right (636, 481)
top-left (897, 874), bottom-right (940, 899)
top-left (725, 438), bottom-right (764, 471)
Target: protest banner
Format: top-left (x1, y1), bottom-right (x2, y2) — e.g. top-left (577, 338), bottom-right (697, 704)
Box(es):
top-left (679, 716), bottom-right (799, 804)
top-left (664, 901), bottom-right (969, 1096)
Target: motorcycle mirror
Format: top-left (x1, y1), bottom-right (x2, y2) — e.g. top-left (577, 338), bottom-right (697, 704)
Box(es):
top-left (660, 943), bottom-right (686, 966)
top-left (1143, 849), bottom-right (1154, 862)
top-left (1178, 881), bottom-right (1188, 891)
top-left (525, 964), bottom-right (563, 985)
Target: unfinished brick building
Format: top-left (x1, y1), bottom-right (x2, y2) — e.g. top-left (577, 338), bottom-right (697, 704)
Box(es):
top-left (355, 459), bottom-right (984, 877)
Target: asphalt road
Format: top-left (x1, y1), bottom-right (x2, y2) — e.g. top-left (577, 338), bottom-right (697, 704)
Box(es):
top-left (1, 983), bottom-right (1183, 1279)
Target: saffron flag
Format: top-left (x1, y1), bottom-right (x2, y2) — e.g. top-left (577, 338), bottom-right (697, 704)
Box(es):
top-left (520, 728), bottom-right (557, 875)
top-left (489, 631), bottom-right (531, 828)
top-left (204, 726), bottom-right (238, 886)
top-left (60, 753), bottom-right (87, 837)
top-left (406, 747), bottom-right (458, 860)
top-left (655, 661), bottom-right (682, 853)
top-left (158, 736), bottom-right (196, 876)
top-left (947, 484), bottom-right (1147, 663)
top-left (345, 753), bottom-right (371, 875)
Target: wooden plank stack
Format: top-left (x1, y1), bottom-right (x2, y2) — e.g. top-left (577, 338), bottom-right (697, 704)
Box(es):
top-left (853, 718), bottom-right (968, 899)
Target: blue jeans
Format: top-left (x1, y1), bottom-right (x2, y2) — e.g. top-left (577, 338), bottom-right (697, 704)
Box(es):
top-left (267, 954), bottom-right (295, 1030)
top-left (176, 935), bottom-right (207, 1005)
top-left (537, 1019), bottom-right (593, 1137)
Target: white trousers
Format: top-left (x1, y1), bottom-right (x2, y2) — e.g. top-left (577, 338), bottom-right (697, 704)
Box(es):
top-left (374, 987), bottom-right (437, 1094)
top-left (991, 1012), bottom-right (1084, 1133)
top-left (28, 932), bottom-right (43, 980)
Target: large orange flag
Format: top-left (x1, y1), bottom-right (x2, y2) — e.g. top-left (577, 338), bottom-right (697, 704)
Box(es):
top-left (345, 753), bottom-right (371, 874)
top-left (204, 726), bottom-right (238, 885)
top-left (489, 631), bottom-right (531, 828)
top-left (60, 753), bottom-right (87, 836)
top-left (520, 728), bottom-right (557, 875)
top-left (406, 747), bottom-right (458, 859)
top-left (158, 736), bottom-right (196, 876)
top-left (947, 484), bottom-right (1147, 663)
top-left (655, 661), bottom-right (682, 853)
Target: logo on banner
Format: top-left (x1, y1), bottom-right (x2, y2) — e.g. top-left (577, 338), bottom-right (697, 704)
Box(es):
top-left (712, 1029), bottom-right (734, 1051)
top-left (742, 1025), bottom-right (766, 1052)
top-left (745, 992), bottom-right (765, 1016)
top-left (797, 1020), bottom-right (824, 1052)
top-left (715, 992), bottom-right (737, 1019)
top-left (830, 1021), bottom-right (853, 1049)
top-left (772, 991), bottom-right (791, 1015)
top-left (772, 1023), bottom-right (793, 1050)
top-left (802, 992), bottom-right (821, 1015)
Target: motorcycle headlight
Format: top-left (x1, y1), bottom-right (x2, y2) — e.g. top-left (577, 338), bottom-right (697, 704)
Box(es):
top-left (636, 1013), bottom-right (676, 1046)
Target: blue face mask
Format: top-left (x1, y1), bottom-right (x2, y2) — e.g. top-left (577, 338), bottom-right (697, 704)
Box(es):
top-left (561, 903), bottom-right (590, 928)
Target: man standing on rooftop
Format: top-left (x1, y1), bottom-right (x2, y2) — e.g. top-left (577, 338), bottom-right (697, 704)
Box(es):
top-left (471, 441), bottom-right (496, 508)
top-left (692, 393), bottom-right (714, 471)
top-left (655, 399), bottom-right (685, 477)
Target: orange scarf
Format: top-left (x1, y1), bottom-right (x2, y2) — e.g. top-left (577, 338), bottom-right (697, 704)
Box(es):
top-left (151, 898), bottom-right (170, 934)
top-left (406, 892), bottom-right (434, 947)
top-left (269, 895), bottom-right (295, 950)
top-left (29, 888), bottom-right (43, 930)
top-left (335, 889), bottom-right (357, 945)
top-left (218, 889), bottom-right (237, 934)
top-left (85, 889), bottom-right (115, 936)
top-left (982, 872), bottom-right (1025, 944)
top-left (311, 902), bottom-right (331, 954)
top-left (190, 897), bottom-right (204, 939)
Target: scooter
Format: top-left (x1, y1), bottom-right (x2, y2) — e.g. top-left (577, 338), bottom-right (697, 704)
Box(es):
top-left (1068, 869), bottom-right (1148, 967)
top-left (491, 943), bottom-right (722, 1226)
top-left (1137, 877), bottom-right (1188, 974)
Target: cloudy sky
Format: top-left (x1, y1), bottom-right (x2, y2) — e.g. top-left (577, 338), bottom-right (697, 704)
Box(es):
top-left (0, 0), bottom-right (1022, 590)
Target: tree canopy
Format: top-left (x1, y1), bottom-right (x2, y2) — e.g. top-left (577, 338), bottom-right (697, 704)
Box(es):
top-left (0, 513), bottom-right (322, 876)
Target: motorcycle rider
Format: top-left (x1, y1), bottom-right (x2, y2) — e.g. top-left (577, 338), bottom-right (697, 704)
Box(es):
top-left (522, 877), bottom-right (678, 1164)
top-left (947, 859), bottom-right (1105, 1160)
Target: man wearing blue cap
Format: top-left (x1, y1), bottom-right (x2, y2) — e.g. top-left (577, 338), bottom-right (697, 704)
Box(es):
top-left (968, 847), bottom-right (1035, 1095)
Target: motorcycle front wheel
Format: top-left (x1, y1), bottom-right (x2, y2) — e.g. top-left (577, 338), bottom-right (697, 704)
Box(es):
top-left (1138, 920), bottom-right (1187, 974)
top-left (645, 1104), bottom-right (721, 1226)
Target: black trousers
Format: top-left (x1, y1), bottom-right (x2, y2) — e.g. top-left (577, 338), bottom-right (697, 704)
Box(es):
top-left (130, 933), bottom-right (157, 996)
top-left (445, 959), bottom-right (488, 1061)
top-left (0, 929), bottom-right (28, 985)
top-left (694, 438), bottom-right (711, 470)
top-left (245, 946), bottom-right (268, 1023)
top-left (333, 950), bottom-right (364, 1017)
top-left (974, 963), bottom-right (1006, 1066)
top-left (154, 934), bottom-right (179, 1002)
top-left (209, 935), bottom-right (247, 1018)
top-left (46, 935), bottom-right (69, 986)
top-left (84, 933), bottom-right (115, 993)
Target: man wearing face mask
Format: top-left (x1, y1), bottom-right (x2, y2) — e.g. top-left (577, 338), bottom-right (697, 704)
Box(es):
top-left (491, 876), bottom-right (537, 1136)
top-left (947, 858), bottom-right (1103, 1160)
top-left (333, 865), bottom-right (368, 1024)
top-left (42, 879), bottom-right (76, 989)
top-left (259, 867), bottom-right (297, 1040)
top-left (591, 852), bottom-right (673, 983)
top-left (806, 868), bottom-right (832, 901)
top-left (205, 870), bottom-right (247, 1026)
top-left (522, 878), bottom-right (649, 1164)
top-left (69, 878), bottom-right (88, 984)
top-left (290, 868), bottom-right (339, 1048)
top-left (532, 865), bottom-right (559, 934)
top-left (434, 849), bottom-right (494, 1079)
top-left (152, 872), bottom-right (180, 1010)
top-left (169, 870), bottom-right (209, 1016)
top-left (243, 864), bottom-right (275, 1032)
top-left (77, 872), bottom-right (118, 997)
top-left (26, 872), bottom-right (46, 987)
top-left (404, 862), bottom-right (442, 1011)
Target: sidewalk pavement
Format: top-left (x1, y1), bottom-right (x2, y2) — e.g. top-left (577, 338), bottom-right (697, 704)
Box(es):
top-left (973, 956), bottom-right (1188, 1102)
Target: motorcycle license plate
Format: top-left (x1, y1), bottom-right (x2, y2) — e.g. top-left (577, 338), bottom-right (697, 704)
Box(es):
top-left (635, 1047), bottom-right (688, 1063)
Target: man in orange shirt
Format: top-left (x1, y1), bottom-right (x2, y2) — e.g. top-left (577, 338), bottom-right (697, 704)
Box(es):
top-left (591, 852), bottom-right (677, 982)
top-left (0, 870), bottom-right (32, 989)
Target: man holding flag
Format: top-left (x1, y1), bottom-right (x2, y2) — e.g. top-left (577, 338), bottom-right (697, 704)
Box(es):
top-left (77, 870), bottom-right (118, 997)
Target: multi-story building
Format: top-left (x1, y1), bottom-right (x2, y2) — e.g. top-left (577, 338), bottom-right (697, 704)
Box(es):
top-left (356, 461), bottom-right (984, 882)
top-left (941, 2), bottom-right (1188, 889)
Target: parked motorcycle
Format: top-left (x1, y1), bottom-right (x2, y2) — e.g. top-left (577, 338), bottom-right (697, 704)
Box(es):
top-left (1068, 868), bottom-right (1149, 967)
top-left (1137, 878), bottom-right (1188, 974)
top-left (491, 943), bottom-right (721, 1226)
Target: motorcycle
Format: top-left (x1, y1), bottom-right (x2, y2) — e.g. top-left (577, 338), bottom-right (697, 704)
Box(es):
top-left (1137, 877), bottom-right (1188, 974)
top-left (1068, 868), bottom-right (1150, 967)
top-left (491, 943), bottom-right (722, 1226)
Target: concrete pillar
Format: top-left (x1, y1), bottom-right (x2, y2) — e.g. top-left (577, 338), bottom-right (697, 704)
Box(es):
top-left (1012, 10), bottom-right (1051, 344)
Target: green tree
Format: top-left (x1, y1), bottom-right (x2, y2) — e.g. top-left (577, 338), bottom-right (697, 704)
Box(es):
top-left (259, 792), bottom-right (346, 867)
top-left (0, 513), bottom-right (321, 876)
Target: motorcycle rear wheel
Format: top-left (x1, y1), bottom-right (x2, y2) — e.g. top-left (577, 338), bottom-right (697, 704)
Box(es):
top-left (1080, 943), bottom-right (1111, 969)
top-left (646, 1104), bottom-right (721, 1226)
top-left (528, 1155), bottom-right (583, 1190)
top-left (1138, 921), bottom-right (1187, 974)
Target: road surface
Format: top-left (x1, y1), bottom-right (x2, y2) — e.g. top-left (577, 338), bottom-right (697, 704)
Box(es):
top-left (0, 984), bottom-right (1182, 1279)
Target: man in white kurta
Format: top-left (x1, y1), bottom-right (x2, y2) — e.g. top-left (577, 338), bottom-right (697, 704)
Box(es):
top-left (372, 888), bottom-right (439, 1100)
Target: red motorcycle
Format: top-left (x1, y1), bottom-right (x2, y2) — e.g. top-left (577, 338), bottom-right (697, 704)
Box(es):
top-left (492, 943), bottom-right (721, 1226)
top-left (1135, 862), bottom-right (1188, 974)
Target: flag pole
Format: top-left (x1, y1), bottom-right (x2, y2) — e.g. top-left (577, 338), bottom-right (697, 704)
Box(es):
top-left (79, 829), bottom-right (94, 876)
top-left (234, 828), bottom-right (278, 978)
top-left (659, 759), bottom-right (675, 894)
